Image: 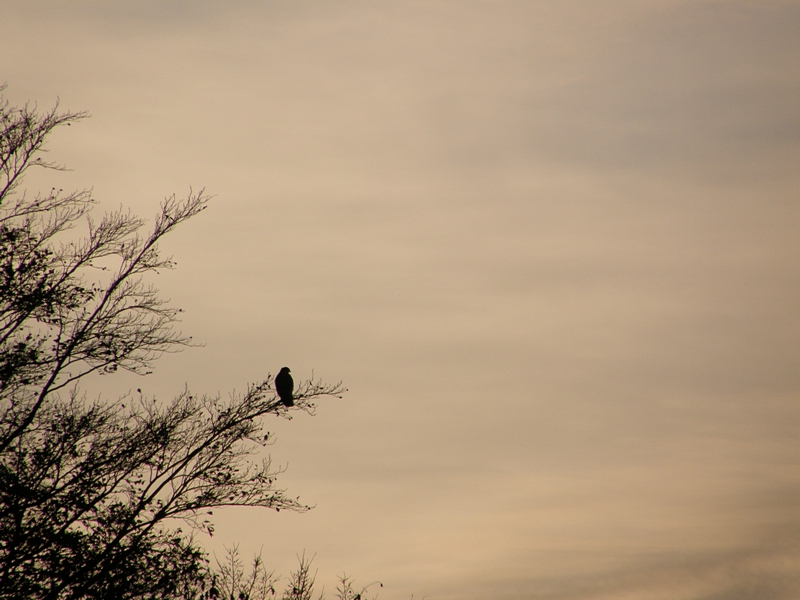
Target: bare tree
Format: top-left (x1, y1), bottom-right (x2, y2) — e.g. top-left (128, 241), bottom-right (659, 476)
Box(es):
top-left (0, 88), bottom-right (345, 599)
top-left (210, 548), bottom-right (382, 600)
top-left (334, 573), bottom-right (382, 600)
top-left (212, 545), bottom-right (279, 600)
top-left (281, 553), bottom-right (320, 600)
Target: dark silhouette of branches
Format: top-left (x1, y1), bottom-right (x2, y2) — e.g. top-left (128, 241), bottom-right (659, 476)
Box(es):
top-left (334, 573), bottom-right (382, 600)
top-left (281, 552), bottom-right (320, 600)
top-left (0, 88), bottom-right (347, 599)
top-left (209, 548), bottom-right (380, 600)
top-left (212, 545), bottom-right (279, 600)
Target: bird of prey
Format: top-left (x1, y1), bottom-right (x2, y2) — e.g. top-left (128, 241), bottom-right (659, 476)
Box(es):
top-left (275, 367), bottom-right (294, 407)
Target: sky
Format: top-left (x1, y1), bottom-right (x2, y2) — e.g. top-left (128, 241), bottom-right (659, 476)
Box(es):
top-left (2, 1), bottom-right (800, 598)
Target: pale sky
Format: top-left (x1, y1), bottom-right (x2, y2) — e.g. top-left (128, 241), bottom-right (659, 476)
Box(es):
top-left (2, 1), bottom-right (800, 598)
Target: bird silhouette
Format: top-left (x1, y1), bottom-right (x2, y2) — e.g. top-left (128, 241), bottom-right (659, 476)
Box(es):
top-left (275, 367), bottom-right (294, 407)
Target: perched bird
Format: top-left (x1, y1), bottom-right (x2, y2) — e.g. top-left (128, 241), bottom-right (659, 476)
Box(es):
top-left (275, 367), bottom-right (294, 407)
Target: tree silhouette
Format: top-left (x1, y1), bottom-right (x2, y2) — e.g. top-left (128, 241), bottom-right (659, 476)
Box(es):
top-left (0, 87), bottom-right (346, 599)
top-left (209, 547), bottom-right (381, 600)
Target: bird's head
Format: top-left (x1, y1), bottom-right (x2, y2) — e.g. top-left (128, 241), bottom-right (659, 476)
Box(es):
top-left (279, 367), bottom-right (291, 374)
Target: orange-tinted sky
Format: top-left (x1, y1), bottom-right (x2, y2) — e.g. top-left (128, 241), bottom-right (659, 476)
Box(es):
top-left (3, 1), bottom-right (800, 598)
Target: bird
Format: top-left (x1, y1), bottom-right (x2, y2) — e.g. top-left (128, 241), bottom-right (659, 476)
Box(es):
top-left (275, 367), bottom-right (294, 407)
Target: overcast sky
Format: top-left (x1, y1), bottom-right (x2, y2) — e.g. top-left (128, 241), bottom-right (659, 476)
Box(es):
top-left (3, 1), bottom-right (800, 598)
